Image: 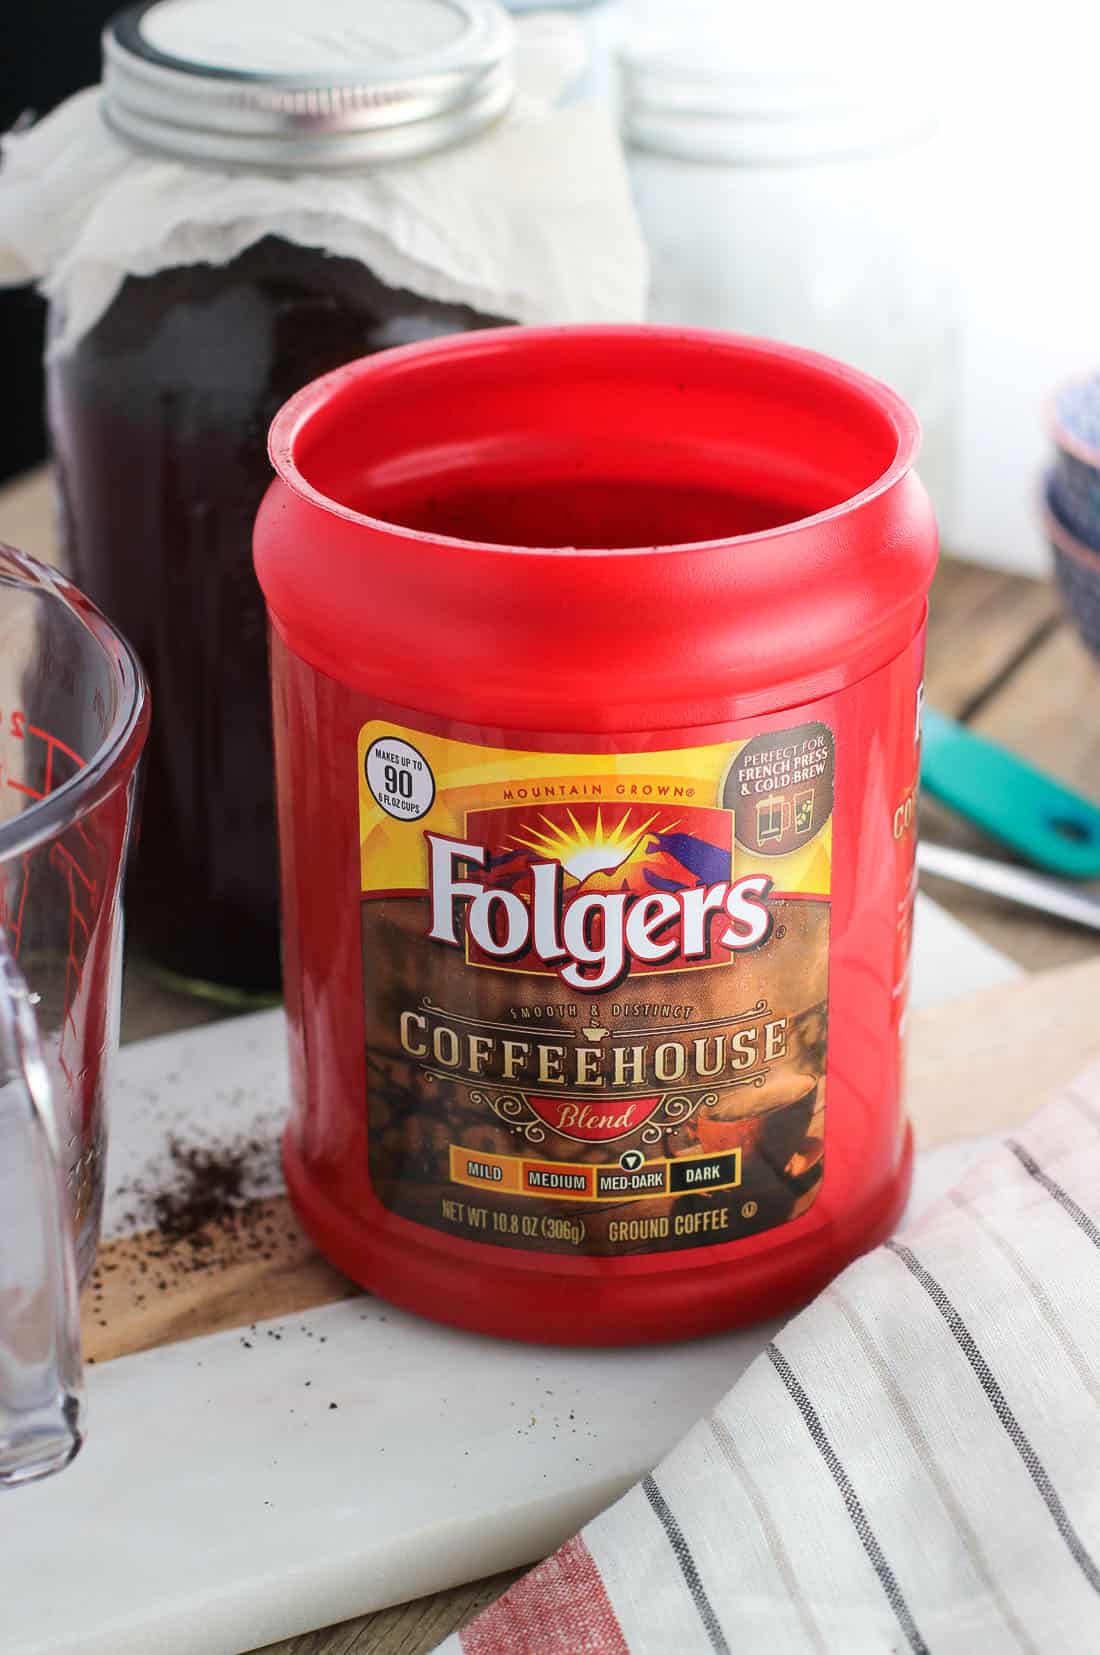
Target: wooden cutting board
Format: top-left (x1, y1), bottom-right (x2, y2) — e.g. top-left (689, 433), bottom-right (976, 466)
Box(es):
top-left (83, 948), bottom-right (1100, 1366)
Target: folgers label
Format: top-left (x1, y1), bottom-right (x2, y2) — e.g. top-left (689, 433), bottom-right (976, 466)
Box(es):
top-left (358, 719), bottom-right (835, 1256)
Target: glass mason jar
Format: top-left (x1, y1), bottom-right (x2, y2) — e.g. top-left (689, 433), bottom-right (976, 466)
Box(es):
top-left (620, 35), bottom-right (957, 527)
top-left (47, 0), bottom-right (512, 996)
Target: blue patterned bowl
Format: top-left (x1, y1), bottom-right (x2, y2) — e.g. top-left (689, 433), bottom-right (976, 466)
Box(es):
top-left (1045, 471), bottom-right (1100, 661)
top-left (1049, 374), bottom-right (1100, 548)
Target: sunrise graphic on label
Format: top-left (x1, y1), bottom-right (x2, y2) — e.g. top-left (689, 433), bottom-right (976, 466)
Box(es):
top-left (426, 801), bottom-right (773, 991)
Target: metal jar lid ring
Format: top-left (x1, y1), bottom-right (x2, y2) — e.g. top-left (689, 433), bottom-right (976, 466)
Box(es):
top-left (102, 0), bottom-right (515, 170)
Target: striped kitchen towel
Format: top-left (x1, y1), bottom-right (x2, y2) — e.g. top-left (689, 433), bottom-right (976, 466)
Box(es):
top-left (439, 1066), bottom-right (1100, 1653)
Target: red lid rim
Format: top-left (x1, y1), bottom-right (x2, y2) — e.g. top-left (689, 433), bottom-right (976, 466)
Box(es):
top-left (267, 324), bottom-right (921, 561)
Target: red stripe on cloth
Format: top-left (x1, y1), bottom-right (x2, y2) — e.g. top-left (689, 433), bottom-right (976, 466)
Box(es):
top-left (460, 1534), bottom-right (630, 1655)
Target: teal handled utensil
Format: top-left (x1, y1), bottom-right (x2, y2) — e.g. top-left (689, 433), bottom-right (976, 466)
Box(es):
top-left (920, 705), bottom-right (1100, 879)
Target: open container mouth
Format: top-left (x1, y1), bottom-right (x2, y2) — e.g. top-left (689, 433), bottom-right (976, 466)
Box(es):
top-left (0, 547), bottom-right (149, 862)
top-left (268, 325), bottom-right (920, 560)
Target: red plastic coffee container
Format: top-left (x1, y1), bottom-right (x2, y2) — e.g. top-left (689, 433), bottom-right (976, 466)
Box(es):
top-left (255, 326), bottom-right (936, 1345)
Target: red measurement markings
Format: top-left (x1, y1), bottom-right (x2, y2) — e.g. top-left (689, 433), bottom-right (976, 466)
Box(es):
top-left (0, 855), bottom-right (32, 958)
top-left (2, 718), bottom-right (86, 801)
top-left (1, 709), bottom-right (34, 800)
top-left (2, 720), bottom-right (95, 1084)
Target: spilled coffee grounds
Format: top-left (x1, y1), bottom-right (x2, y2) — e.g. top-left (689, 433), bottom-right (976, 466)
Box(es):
top-left (112, 1127), bottom-right (284, 1264)
top-left (150, 1137), bottom-right (255, 1243)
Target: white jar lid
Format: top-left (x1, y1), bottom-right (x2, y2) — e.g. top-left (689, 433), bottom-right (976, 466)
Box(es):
top-left (620, 13), bottom-right (936, 164)
top-left (102, 0), bottom-right (514, 169)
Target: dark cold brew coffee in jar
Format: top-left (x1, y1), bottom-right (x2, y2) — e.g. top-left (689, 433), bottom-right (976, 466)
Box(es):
top-left (50, 240), bottom-right (499, 991)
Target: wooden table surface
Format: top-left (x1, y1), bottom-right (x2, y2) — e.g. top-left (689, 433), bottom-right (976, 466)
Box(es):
top-left (2, 469), bottom-right (1099, 1653)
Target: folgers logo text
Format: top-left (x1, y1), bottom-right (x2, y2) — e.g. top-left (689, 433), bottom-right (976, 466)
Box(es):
top-left (425, 802), bottom-right (772, 992)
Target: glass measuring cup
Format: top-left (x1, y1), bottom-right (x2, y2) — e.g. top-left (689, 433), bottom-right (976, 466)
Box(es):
top-left (0, 544), bottom-right (148, 1485)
